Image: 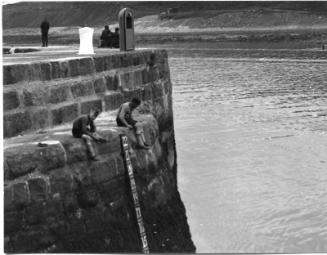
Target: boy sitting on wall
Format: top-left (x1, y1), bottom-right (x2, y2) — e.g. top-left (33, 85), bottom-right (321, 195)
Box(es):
top-left (72, 108), bottom-right (105, 160)
top-left (116, 98), bottom-right (150, 149)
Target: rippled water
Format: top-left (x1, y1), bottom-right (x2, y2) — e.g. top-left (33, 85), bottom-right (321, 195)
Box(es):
top-left (166, 44), bottom-right (327, 253)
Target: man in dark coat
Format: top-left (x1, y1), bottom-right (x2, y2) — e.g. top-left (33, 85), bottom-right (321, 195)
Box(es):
top-left (40, 18), bottom-right (50, 47)
top-left (112, 27), bottom-right (120, 48)
top-left (100, 25), bottom-right (113, 47)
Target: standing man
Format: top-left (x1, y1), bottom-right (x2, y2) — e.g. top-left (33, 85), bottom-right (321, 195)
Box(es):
top-left (40, 18), bottom-right (50, 47)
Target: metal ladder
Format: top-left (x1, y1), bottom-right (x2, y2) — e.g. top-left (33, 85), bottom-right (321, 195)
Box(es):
top-left (120, 134), bottom-right (150, 253)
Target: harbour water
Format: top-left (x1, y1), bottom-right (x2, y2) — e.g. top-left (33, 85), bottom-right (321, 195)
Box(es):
top-left (162, 42), bottom-right (327, 253)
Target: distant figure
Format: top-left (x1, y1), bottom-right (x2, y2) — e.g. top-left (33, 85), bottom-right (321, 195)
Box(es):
top-left (72, 108), bottom-right (106, 160)
top-left (322, 44), bottom-right (325, 50)
top-left (40, 18), bottom-right (50, 47)
top-left (112, 27), bottom-right (119, 48)
top-left (100, 25), bottom-right (113, 47)
top-left (116, 98), bottom-right (150, 149)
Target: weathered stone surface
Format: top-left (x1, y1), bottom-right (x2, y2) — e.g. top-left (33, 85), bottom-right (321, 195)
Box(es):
top-left (4, 90), bottom-right (20, 110)
top-left (51, 61), bottom-right (61, 79)
top-left (49, 168), bottom-right (75, 195)
top-left (119, 72), bottom-right (134, 90)
top-left (3, 65), bottom-right (13, 85)
top-left (49, 85), bottom-right (72, 104)
top-left (25, 203), bottom-right (46, 224)
top-left (60, 136), bottom-right (88, 164)
top-left (4, 111), bottom-right (32, 138)
top-left (94, 77), bottom-right (106, 93)
top-left (4, 185), bottom-right (13, 208)
top-left (79, 58), bottom-right (95, 75)
top-left (59, 61), bottom-right (69, 78)
top-left (40, 62), bottom-right (51, 80)
top-left (3, 50), bottom-right (195, 253)
top-left (4, 210), bottom-right (23, 234)
top-left (90, 158), bottom-right (117, 184)
top-left (4, 142), bottom-right (66, 179)
top-left (81, 99), bottom-right (102, 114)
top-left (12, 182), bottom-right (30, 206)
top-left (22, 87), bottom-right (48, 106)
top-left (77, 189), bottom-right (100, 208)
top-left (104, 92), bottom-right (124, 111)
top-left (51, 103), bottom-right (78, 125)
top-left (68, 59), bottom-right (80, 77)
top-left (28, 178), bottom-right (48, 202)
top-left (105, 74), bottom-right (118, 91)
top-left (30, 108), bottom-right (50, 130)
top-left (71, 81), bottom-right (94, 98)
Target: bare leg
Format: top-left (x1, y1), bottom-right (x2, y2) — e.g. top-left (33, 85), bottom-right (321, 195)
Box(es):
top-left (82, 134), bottom-right (98, 160)
top-left (134, 123), bottom-right (150, 149)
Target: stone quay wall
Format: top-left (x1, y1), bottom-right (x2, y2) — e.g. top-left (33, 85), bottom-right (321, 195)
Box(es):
top-left (3, 50), bottom-right (195, 253)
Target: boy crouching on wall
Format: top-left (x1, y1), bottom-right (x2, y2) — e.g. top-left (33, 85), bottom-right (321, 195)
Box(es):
top-left (116, 98), bottom-right (150, 149)
top-left (72, 108), bottom-right (105, 160)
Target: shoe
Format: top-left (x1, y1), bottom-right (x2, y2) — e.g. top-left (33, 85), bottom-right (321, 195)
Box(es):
top-left (90, 156), bottom-right (99, 161)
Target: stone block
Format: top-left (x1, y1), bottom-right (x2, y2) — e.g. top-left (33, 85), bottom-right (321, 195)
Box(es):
top-left (51, 103), bottom-right (78, 125)
top-left (30, 108), bottom-right (50, 130)
top-left (105, 74), bottom-right (118, 91)
top-left (104, 92), bottom-right (124, 111)
top-left (59, 61), bottom-right (69, 78)
top-left (4, 111), bottom-right (32, 138)
top-left (4, 210), bottom-right (23, 234)
top-left (71, 163), bottom-right (93, 187)
top-left (49, 168), bottom-right (75, 195)
top-left (4, 185), bottom-right (13, 208)
top-left (4, 236), bottom-right (13, 253)
top-left (7, 64), bottom-right (29, 84)
top-left (4, 90), bottom-right (20, 111)
top-left (119, 72), bottom-right (134, 90)
top-left (112, 54), bottom-right (121, 69)
top-left (49, 85), bottom-right (71, 104)
top-left (28, 178), bottom-right (48, 202)
top-left (80, 99), bottom-right (102, 114)
top-left (152, 82), bottom-right (164, 99)
top-left (134, 70), bottom-right (143, 85)
top-left (68, 59), bottom-right (79, 77)
top-left (142, 83), bottom-right (153, 101)
top-left (103, 55), bottom-right (114, 70)
top-left (63, 193), bottom-right (79, 213)
top-left (99, 179), bottom-right (124, 206)
top-left (61, 136), bottom-right (88, 164)
top-left (83, 209), bottom-right (105, 233)
top-left (90, 158), bottom-right (117, 184)
top-left (71, 80), bottom-right (94, 98)
top-left (79, 58), bottom-right (95, 75)
top-left (94, 56), bottom-right (105, 72)
top-left (10, 227), bottom-right (47, 253)
top-left (141, 68), bottom-right (150, 84)
top-left (77, 188), bottom-right (100, 208)
top-left (29, 63), bottom-right (42, 82)
top-left (40, 62), bottom-right (51, 80)
top-left (115, 156), bottom-right (125, 176)
top-left (13, 182), bottom-right (30, 206)
top-left (25, 203), bottom-right (46, 225)
top-left (4, 142), bottom-right (66, 179)
top-left (22, 87), bottom-right (48, 106)
top-left (94, 77), bottom-right (106, 94)
top-left (3, 65), bottom-right (13, 85)
top-left (164, 79), bottom-right (171, 95)
top-left (132, 54), bottom-right (141, 66)
top-left (50, 61), bottom-right (61, 79)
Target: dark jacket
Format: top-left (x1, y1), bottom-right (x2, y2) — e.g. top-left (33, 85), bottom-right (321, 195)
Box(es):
top-left (72, 115), bottom-right (96, 138)
top-left (40, 21), bottom-right (50, 33)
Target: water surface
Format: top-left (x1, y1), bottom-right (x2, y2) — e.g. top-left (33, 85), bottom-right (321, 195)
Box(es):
top-left (165, 43), bottom-right (327, 253)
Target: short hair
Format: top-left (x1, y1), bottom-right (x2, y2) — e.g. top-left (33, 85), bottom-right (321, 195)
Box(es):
top-left (91, 108), bottom-right (100, 116)
top-left (105, 25), bottom-right (109, 29)
top-left (131, 97), bottom-right (141, 106)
